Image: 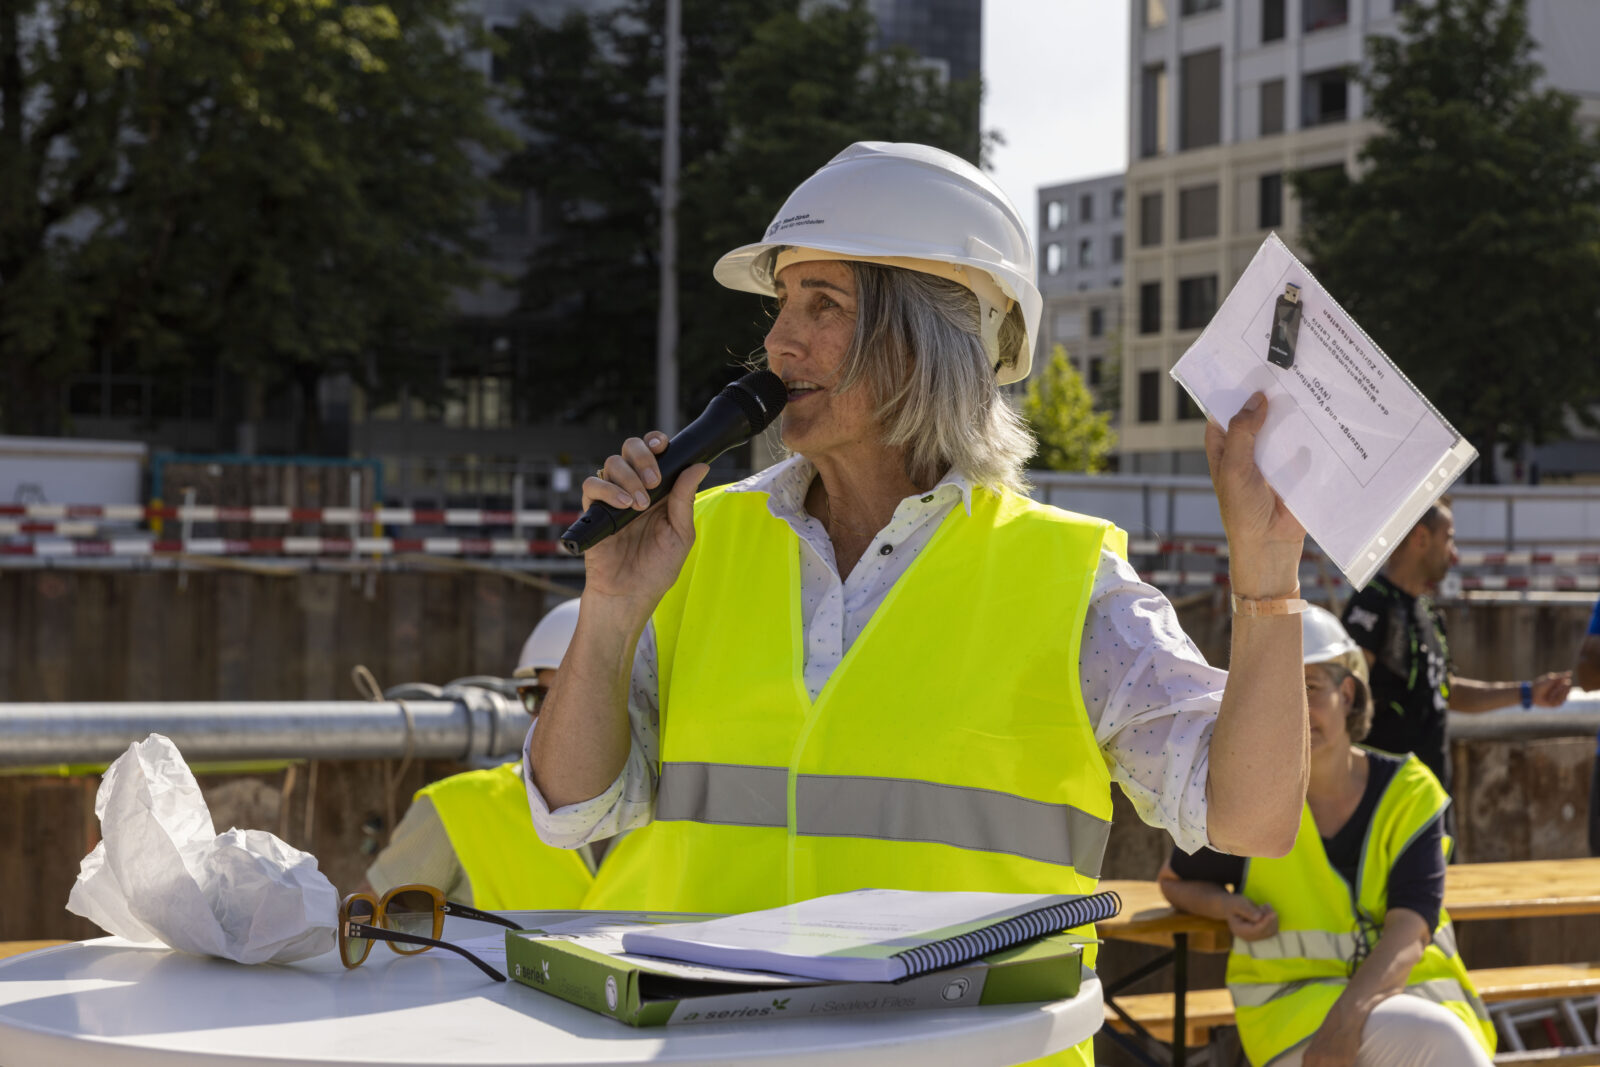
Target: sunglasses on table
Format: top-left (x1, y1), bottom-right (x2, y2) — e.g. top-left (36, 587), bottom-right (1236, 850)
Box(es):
top-left (338, 883), bottom-right (520, 982)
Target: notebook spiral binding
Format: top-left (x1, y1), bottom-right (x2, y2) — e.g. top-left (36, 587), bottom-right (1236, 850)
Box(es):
top-left (887, 890), bottom-right (1122, 978)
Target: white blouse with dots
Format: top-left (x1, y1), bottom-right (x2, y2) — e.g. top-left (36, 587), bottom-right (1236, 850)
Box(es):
top-left (524, 454), bottom-right (1226, 855)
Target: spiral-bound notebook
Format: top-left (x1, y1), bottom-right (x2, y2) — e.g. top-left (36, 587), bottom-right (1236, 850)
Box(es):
top-left (617, 888), bottom-right (1122, 983)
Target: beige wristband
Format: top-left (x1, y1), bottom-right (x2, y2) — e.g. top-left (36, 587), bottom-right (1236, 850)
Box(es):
top-left (1231, 593), bottom-right (1308, 617)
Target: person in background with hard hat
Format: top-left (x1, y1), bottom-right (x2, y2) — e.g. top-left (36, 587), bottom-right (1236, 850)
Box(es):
top-left (359, 598), bottom-right (593, 910)
top-left (528, 142), bottom-right (1310, 1066)
top-left (1158, 606), bottom-right (1494, 1067)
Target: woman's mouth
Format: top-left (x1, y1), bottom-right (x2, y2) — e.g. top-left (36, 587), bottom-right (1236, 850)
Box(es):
top-left (785, 380), bottom-right (823, 402)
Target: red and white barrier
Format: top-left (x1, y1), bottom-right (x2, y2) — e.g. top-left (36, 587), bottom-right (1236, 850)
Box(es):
top-left (0, 503), bottom-right (575, 527)
top-left (0, 537), bottom-right (564, 558)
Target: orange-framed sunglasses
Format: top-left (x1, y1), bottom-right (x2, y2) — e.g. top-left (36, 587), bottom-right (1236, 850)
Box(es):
top-left (338, 883), bottom-right (520, 983)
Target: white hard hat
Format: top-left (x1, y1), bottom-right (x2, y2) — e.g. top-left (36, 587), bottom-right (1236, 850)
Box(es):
top-left (1302, 604), bottom-right (1361, 668)
top-left (713, 141), bottom-right (1042, 385)
top-left (515, 599), bottom-right (580, 677)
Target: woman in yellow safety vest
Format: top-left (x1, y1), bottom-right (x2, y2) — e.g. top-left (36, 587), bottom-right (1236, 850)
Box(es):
top-left (1158, 605), bottom-right (1495, 1067)
top-left (527, 142), bottom-right (1316, 1067)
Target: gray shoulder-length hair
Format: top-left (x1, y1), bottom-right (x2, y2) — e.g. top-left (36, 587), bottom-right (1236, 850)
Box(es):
top-left (773, 262), bottom-right (1035, 495)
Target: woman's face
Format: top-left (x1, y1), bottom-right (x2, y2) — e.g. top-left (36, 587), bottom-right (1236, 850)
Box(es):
top-left (1305, 664), bottom-right (1353, 751)
top-left (765, 260), bottom-right (877, 462)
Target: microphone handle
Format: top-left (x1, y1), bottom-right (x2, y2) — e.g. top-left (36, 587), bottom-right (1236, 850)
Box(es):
top-left (559, 396), bottom-right (755, 555)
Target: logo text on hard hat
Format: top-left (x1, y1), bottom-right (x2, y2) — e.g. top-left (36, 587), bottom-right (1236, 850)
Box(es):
top-left (768, 213), bottom-right (826, 237)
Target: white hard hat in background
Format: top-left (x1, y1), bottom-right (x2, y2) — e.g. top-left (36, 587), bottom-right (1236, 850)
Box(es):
top-left (1302, 604), bottom-right (1365, 680)
top-left (515, 599), bottom-right (581, 677)
top-left (713, 141), bottom-right (1042, 385)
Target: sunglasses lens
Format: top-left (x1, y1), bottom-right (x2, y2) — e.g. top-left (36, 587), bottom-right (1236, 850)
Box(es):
top-left (384, 888), bottom-right (439, 950)
top-left (341, 898), bottom-right (376, 966)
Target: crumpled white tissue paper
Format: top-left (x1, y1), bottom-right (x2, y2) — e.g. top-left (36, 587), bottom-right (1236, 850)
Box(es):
top-left (66, 732), bottom-right (339, 964)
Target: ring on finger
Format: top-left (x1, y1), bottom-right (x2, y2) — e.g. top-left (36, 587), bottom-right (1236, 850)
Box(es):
top-left (594, 467), bottom-right (608, 481)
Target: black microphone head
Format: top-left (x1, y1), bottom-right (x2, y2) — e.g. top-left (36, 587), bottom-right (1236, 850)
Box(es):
top-left (719, 370), bottom-right (788, 434)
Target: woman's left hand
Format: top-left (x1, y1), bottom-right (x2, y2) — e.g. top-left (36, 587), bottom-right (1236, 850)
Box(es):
top-left (1302, 1012), bottom-right (1363, 1067)
top-left (1205, 391), bottom-right (1306, 598)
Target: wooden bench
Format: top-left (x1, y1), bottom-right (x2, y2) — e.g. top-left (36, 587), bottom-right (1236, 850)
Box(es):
top-left (0, 941), bottom-right (68, 962)
top-left (1104, 962), bottom-right (1600, 1048)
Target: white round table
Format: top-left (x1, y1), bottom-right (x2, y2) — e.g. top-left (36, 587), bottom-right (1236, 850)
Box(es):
top-left (0, 927), bottom-right (1102, 1066)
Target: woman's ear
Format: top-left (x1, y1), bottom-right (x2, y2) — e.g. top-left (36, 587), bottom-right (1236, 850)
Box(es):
top-left (1339, 674), bottom-right (1357, 709)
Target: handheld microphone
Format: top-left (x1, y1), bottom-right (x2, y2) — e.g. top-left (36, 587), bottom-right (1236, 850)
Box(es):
top-left (559, 369), bottom-right (789, 555)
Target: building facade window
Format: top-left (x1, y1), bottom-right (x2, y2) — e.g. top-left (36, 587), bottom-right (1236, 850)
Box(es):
top-left (1176, 382), bottom-right (1204, 420)
top-left (1078, 238), bottom-right (1094, 267)
top-left (1111, 189), bottom-right (1125, 218)
top-left (1178, 275), bottom-right (1218, 330)
top-left (1262, 0), bottom-right (1285, 42)
top-left (1080, 193), bottom-right (1094, 221)
top-left (1303, 69), bottom-right (1349, 127)
top-left (1259, 173), bottom-right (1284, 229)
top-left (1138, 371), bottom-right (1161, 423)
top-left (1139, 192), bottom-right (1163, 247)
top-left (1178, 184), bottom-right (1219, 240)
top-left (1260, 79), bottom-right (1286, 136)
top-left (1180, 49), bottom-right (1222, 150)
top-left (1111, 233), bottom-right (1124, 263)
top-left (1181, 0), bottom-right (1221, 13)
top-left (1088, 358), bottom-right (1103, 388)
top-left (1046, 200), bottom-right (1064, 229)
top-left (1089, 307), bottom-right (1105, 337)
top-left (1145, 0), bottom-right (1168, 28)
top-left (1045, 243), bottom-right (1063, 275)
top-left (1141, 64), bottom-right (1169, 158)
top-left (1139, 282), bottom-right (1162, 335)
top-left (1305, 0), bottom-right (1350, 33)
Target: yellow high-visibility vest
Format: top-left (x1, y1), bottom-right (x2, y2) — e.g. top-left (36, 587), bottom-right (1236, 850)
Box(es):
top-left (583, 484), bottom-right (1126, 1067)
top-left (419, 762), bottom-right (593, 911)
top-left (1226, 754), bottom-right (1495, 1065)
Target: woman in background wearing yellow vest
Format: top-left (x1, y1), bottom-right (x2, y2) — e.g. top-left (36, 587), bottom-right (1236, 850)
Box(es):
top-left (359, 600), bottom-right (593, 911)
top-left (1158, 606), bottom-right (1494, 1067)
top-left (527, 143), bottom-right (1313, 1066)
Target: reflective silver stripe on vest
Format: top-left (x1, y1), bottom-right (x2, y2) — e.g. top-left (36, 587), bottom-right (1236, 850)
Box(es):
top-left (1229, 976), bottom-right (1490, 1022)
top-left (1232, 928), bottom-right (1361, 962)
top-left (796, 773), bottom-right (1110, 877)
top-left (1228, 977), bottom-right (1343, 1008)
top-left (1235, 923), bottom-right (1461, 964)
top-left (655, 763), bottom-right (1111, 875)
top-left (657, 762), bottom-right (788, 827)
top-left (1432, 922), bottom-right (1458, 959)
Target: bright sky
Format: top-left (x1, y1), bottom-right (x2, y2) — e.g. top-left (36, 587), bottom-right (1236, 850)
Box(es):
top-left (982, 2), bottom-right (1130, 238)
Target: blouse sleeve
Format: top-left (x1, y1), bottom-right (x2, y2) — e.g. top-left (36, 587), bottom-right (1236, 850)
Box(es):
top-left (523, 620), bottom-right (662, 848)
top-left (1082, 549), bottom-right (1224, 854)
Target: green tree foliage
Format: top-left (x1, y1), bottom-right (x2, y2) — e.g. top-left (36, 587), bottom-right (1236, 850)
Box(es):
top-left (498, 0), bottom-right (986, 426)
top-left (0, 0), bottom-right (509, 440)
top-left (1291, 0), bottom-right (1600, 480)
top-left (1021, 345), bottom-right (1115, 474)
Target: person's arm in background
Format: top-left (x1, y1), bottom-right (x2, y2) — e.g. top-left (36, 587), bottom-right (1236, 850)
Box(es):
top-left (1204, 394), bottom-right (1310, 857)
top-left (1156, 856), bottom-right (1278, 942)
top-left (1300, 908), bottom-right (1431, 1067)
top-left (1446, 672), bottom-right (1570, 712)
top-left (1575, 598), bottom-right (1600, 691)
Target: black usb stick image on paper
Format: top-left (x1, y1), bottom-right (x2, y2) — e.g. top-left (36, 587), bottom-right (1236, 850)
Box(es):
top-left (1267, 282), bottom-right (1303, 369)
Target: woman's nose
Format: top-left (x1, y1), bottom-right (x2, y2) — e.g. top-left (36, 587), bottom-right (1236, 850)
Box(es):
top-left (764, 305), bottom-right (800, 362)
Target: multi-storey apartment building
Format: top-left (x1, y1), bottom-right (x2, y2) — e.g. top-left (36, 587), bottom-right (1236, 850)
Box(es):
top-left (869, 0), bottom-right (983, 83)
top-left (1120, 0), bottom-right (1600, 476)
top-left (1034, 173), bottom-right (1125, 415)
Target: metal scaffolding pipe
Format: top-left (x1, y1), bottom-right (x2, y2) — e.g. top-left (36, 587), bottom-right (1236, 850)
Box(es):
top-left (0, 691), bottom-right (529, 767)
top-left (1448, 691), bottom-right (1600, 742)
